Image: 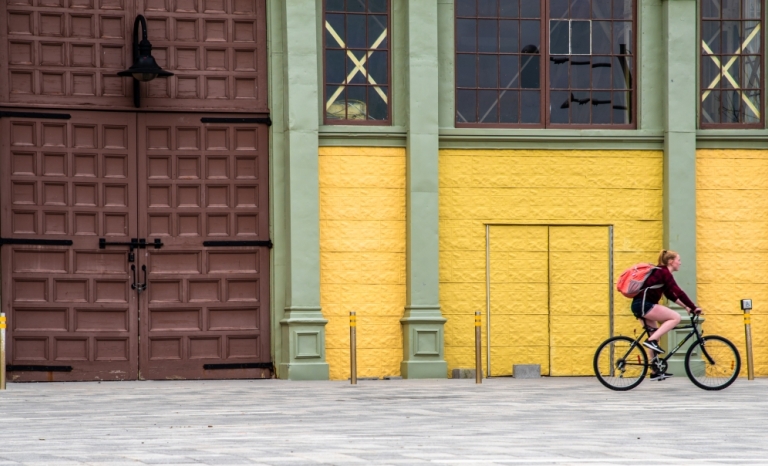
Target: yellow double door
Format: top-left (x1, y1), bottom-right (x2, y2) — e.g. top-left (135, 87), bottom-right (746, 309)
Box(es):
top-left (488, 225), bottom-right (611, 376)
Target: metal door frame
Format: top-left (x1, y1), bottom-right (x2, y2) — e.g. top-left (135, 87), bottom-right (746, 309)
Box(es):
top-left (484, 223), bottom-right (614, 377)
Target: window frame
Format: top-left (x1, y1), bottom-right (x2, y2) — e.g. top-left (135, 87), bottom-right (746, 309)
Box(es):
top-left (322, 0), bottom-right (393, 126)
top-left (699, 0), bottom-right (765, 129)
top-left (454, 0), bottom-right (637, 129)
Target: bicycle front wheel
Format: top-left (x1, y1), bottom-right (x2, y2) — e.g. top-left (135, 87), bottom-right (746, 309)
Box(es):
top-left (594, 336), bottom-right (648, 391)
top-left (685, 335), bottom-right (741, 390)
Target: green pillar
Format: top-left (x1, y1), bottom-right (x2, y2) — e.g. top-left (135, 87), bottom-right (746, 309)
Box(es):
top-left (401, 0), bottom-right (448, 378)
top-left (275, 0), bottom-right (329, 380)
top-left (661, 0), bottom-right (698, 374)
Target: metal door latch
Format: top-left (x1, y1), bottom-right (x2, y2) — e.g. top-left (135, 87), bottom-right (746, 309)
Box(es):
top-left (99, 238), bottom-right (163, 251)
top-left (131, 264), bottom-right (147, 295)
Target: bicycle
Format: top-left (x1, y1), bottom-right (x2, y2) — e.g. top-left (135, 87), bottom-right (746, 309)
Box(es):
top-left (593, 314), bottom-right (740, 391)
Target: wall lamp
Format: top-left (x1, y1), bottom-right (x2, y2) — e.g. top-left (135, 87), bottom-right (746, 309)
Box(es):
top-left (118, 15), bottom-right (173, 108)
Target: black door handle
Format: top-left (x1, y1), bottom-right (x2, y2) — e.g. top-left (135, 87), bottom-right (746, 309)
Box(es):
top-left (131, 264), bottom-right (147, 295)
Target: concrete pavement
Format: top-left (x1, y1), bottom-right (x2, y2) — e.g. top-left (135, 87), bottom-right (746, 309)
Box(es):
top-left (1, 377), bottom-right (767, 465)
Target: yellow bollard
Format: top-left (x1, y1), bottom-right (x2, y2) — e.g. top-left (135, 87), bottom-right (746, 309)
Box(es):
top-left (475, 311), bottom-right (482, 384)
top-left (1, 313), bottom-right (6, 390)
top-left (741, 300), bottom-right (754, 380)
top-left (350, 311), bottom-right (357, 385)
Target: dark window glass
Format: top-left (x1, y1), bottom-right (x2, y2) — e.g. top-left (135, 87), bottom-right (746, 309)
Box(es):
top-left (456, 0), bottom-right (635, 126)
top-left (701, 0), bottom-right (763, 127)
top-left (500, 91), bottom-right (520, 122)
top-left (324, 0), bottom-right (390, 124)
top-left (478, 90), bottom-right (499, 122)
top-left (500, 20), bottom-right (520, 52)
top-left (479, 19), bottom-right (499, 52)
top-left (571, 59), bottom-right (590, 88)
top-left (327, 0), bottom-right (344, 11)
top-left (479, 55), bottom-right (499, 88)
top-left (571, 0), bottom-right (590, 19)
top-left (550, 21), bottom-right (569, 54)
top-left (571, 21), bottom-right (591, 54)
top-left (521, 54), bottom-right (539, 88)
top-left (521, 0), bottom-right (539, 18)
top-left (613, 0), bottom-right (631, 19)
top-left (457, 54), bottom-right (478, 87)
top-left (592, 57), bottom-right (612, 88)
top-left (550, 0), bottom-right (568, 19)
top-left (521, 90), bottom-right (540, 122)
top-left (457, 89), bottom-right (478, 122)
top-left (592, 22), bottom-right (611, 54)
top-left (592, 91), bottom-right (612, 123)
top-left (455, 0), bottom-right (541, 124)
top-left (456, 0), bottom-right (477, 17)
top-left (500, 0), bottom-right (519, 18)
top-left (479, 0), bottom-right (497, 17)
top-left (500, 55), bottom-right (519, 88)
top-left (369, 0), bottom-right (387, 13)
top-left (456, 19), bottom-right (478, 52)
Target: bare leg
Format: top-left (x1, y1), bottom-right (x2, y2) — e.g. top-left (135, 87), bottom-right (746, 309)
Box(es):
top-left (643, 305), bottom-right (681, 342)
top-left (639, 318), bottom-right (659, 362)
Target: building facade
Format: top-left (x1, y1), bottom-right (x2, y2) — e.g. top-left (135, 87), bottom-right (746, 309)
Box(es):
top-left (1, 0), bottom-right (766, 381)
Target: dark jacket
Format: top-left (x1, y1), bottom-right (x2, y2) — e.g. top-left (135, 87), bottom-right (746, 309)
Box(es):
top-left (639, 267), bottom-right (697, 310)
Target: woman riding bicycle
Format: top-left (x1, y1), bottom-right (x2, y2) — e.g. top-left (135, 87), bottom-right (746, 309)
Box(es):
top-left (631, 249), bottom-right (702, 380)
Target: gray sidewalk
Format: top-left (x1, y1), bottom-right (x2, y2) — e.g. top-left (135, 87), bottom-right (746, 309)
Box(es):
top-left (1, 377), bottom-right (767, 465)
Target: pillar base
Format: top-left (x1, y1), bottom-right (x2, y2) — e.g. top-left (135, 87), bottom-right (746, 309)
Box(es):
top-left (400, 306), bottom-right (447, 379)
top-left (278, 307), bottom-right (329, 380)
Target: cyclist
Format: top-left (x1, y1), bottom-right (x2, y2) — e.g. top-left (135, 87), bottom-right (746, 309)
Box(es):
top-left (631, 249), bottom-right (703, 380)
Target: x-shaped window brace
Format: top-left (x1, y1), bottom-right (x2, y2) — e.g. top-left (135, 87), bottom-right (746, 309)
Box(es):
top-left (325, 21), bottom-right (389, 112)
top-left (701, 23), bottom-right (762, 119)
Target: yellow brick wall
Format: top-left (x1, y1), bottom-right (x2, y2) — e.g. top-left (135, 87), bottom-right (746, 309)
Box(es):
top-left (440, 149), bottom-right (664, 376)
top-left (319, 147), bottom-right (406, 380)
top-left (697, 149), bottom-right (768, 376)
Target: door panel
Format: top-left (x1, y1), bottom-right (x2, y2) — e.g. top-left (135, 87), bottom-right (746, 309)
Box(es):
top-left (488, 226), bottom-right (549, 376)
top-left (1, 0), bottom-right (268, 112)
top-left (137, 113), bottom-right (270, 379)
top-left (549, 226), bottom-right (610, 376)
top-left (1, 110), bottom-right (138, 381)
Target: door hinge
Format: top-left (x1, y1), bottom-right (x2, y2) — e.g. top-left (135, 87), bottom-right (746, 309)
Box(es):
top-left (6, 365), bottom-right (73, 372)
top-left (0, 111), bottom-right (71, 120)
top-left (0, 238), bottom-right (73, 246)
top-left (203, 362), bottom-right (273, 371)
top-left (200, 116), bottom-right (272, 126)
top-left (202, 240), bottom-right (273, 248)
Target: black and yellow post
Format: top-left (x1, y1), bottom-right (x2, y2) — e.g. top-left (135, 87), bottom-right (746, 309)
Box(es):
top-left (350, 311), bottom-right (357, 385)
top-left (475, 311), bottom-right (482, 384)
top-left (1, 312), bottom-right (6, 390)
top-left (741, 300), bottom-right (754, 380)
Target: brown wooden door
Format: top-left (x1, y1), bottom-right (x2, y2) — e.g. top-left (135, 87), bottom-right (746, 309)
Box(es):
top-left (1, 111), bottom-right (270, 381)
top-left (137, 113), bottom-right (270, 380)
top-left (1, 110), bottom-right (139, 381)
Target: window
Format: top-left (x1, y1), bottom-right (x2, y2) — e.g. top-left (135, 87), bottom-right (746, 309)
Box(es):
top-left (701, 0), bottom-right (763, 127)
top-left (455, 0), bottom-right (635, 127)
top-left (324, 0), bottom-right (390, 125)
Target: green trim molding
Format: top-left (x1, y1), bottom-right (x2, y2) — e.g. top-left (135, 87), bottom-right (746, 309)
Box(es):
top-left (272, 0), bottom-right (329, 380)
top-left (402, 0), bottom-right (447, 379)
top-left (661, 0), bottom-right (698, 375)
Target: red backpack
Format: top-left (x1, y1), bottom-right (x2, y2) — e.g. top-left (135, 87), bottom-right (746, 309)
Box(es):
top-left (616, 263), bottom-right (658, 298)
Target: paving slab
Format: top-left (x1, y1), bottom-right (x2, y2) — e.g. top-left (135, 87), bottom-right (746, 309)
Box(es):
top-left (1, 377), bottom-right (767, 464)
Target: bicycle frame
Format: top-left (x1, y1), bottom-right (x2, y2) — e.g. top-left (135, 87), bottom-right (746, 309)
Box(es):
top-left (613, 315), bottom-right (712, 377)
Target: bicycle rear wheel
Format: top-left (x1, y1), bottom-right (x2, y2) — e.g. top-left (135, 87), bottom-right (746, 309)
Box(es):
top-left (685, 335), bottom-right (741, 390)
top-left (593, 336), bottom-right (648, 391)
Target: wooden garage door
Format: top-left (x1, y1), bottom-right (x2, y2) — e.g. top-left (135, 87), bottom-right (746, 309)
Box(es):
top-left (137, 113), bottom-right (270, 380)
top-left (1, 110), bottom-right (270, 381)
top-left (1, 110), bottom-right (139, 381)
